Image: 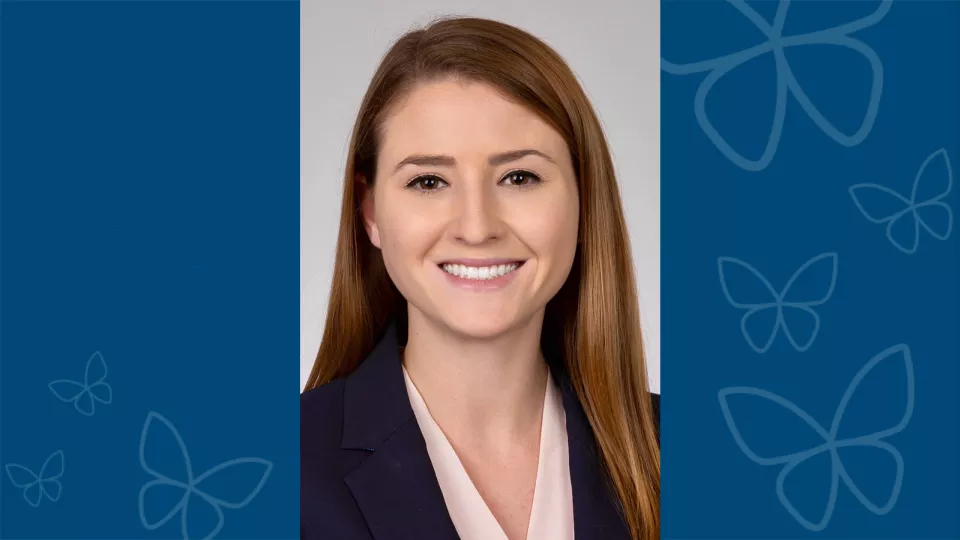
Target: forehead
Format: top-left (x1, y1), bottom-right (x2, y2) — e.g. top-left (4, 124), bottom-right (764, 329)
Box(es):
top-left (378, 80), bottom-right (566, 165)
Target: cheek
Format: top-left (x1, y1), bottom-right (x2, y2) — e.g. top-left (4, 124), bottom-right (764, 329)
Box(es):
top-left (376, 198), bottom-right (439, 266)
top-left (541, 208), bottom-right (579, 266)
top-left (509, 189), bottom-right (579, 264)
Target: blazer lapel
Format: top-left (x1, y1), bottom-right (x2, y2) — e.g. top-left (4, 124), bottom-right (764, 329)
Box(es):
top-left (548, 361), bottom-right (632, 539)
top-left (340, 322), bottom-right (460, 540)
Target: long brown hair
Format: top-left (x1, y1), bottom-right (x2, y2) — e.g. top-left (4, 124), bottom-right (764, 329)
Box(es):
top-left (304, 15), bottom-right (659, 540)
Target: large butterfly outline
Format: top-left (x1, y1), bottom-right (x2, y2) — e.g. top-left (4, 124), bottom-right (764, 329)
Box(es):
top-left (849, 148), bottom-right (953, 255)
top-left (718, 343), bottom-right (914, 531)
top-left (138, 411), bottom-right (273, 540)
top-left (49, 350), bottom-right (113, 416)
top-left (662, 0), bottom-right (892, 171)
top-left (4, 450), bottom-right (65, 508)
top-left (718, 252), bottom-right (838, 354)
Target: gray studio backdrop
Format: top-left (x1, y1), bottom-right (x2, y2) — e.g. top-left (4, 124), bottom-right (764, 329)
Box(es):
top-left (301, 0), bottom-right (661, 393)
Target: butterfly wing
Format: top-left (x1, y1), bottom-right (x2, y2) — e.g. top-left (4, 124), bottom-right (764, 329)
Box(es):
top-left (913, 149), bottom-right (953, 241)
top-left (835, 440), bottom-right (904, 515)
top-left (781, 35), bottom-right (883, 148)
top-left (40, 478), bottom-right (63, 503)
top-left (779, 305), bottom-right (820, 352)
top-left (780, 252), bottom-right (838, 307)
top-left (73, 389), bottom-right (96, 416)
top-left (849, 183), bottom-right (918, 253)
top-left (777, 0), bottom-right (891, 148)
top-left (22, 481), bottom-right (43, 508)
top-left (718, 257), bottom-right (780, 309)
top-left (718, 386), bottom-right (830, 466)
top-left (182, 491), bottom-right (226, 540)
top-left (884, 209), bottom-right (921, 254)
top-left (661, 0), bottom-right (773, 76)
top-left (694, 49), bottom-right (788, 172)
top-left (775, 449), bottom-right (840, 532)
top-left (776, 252), bottom-right (838, 352)
top-left (138, 478), bottom-right (189, 531)
top-left (662, 0), bottom-right (786, 170)
top-left (915, 201), bottom-right (953, 241)
top-left (88, 381), bottom-right (113, 405)
top-left (39, 450), bottom-right (64, 482)
top-left (139, 411), bottom-right (193, 484)
top-left (849, 183), bottom-right (911, 224)
top-left (84, 351), bottom-right (109, 387)
top-left (193, 457), bottom-right (273, 510)
top-left (36, 451), bottom-right (64, 502)
top-left (911, 148), bottom-right (952, 205)
top-left (718, 257), bottom-right (782, 352)
top-left (5, 463), bottom-right (42, 507)
top-left (826, 347), bottom-right (912, 518)
top-left (48, 379), bottom-right (86, 404)
top-left (831, 344), bottom-right (914, 441)
top-left (5, 463), bottom-right (39, 488)
top-left (164, 456), bottom-right (272, 540)
top-left (740, 306), bottom-right (781, 354)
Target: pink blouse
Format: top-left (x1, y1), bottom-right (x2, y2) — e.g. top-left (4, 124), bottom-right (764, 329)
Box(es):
top-left (402, 366), bottom-right (575, 540)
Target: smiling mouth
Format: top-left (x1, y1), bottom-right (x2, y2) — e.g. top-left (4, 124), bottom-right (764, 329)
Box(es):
top-left (438, 261), bottom-right (525, 281)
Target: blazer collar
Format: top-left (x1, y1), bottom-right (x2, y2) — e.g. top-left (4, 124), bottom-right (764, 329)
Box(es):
top-left (341, 321), bottom-right (412, 451)
top-left (340, 320), bottom-right (630, 540)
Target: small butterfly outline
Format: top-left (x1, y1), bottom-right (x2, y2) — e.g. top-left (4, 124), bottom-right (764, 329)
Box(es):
top-left (138, 411), bottom-right (273, 540)
top-left (49, 350), bottom-right (113, 416)
top-left (4, 450), bottom-right (65, 508)
top-left (849, 148), bottom-right (953, 254)
top-left (662, 0), bottom-right (892, 171)
top-left (718, 343), bottom-right (914, 531)
top-left (719, 252), bottom-right (838, 354)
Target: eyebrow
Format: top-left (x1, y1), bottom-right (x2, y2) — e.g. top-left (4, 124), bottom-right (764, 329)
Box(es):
top-left (393, 149), bottom-right (555, 173)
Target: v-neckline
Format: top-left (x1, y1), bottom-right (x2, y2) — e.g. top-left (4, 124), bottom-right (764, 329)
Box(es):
top-left (402, 366), bottom-right (565, 540)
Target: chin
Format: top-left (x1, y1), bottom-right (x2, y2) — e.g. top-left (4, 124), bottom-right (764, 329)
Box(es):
top-left (437, 312), bottom-right (520, 341)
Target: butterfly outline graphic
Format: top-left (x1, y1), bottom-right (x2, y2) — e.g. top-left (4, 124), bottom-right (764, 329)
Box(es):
top-left (49, 350), bottom-right (113, 416)
top-left (718, 343), bottom-right (914, 531)
top-left (718, 252), bottom-right (838, 354)
top-left (4, 450), bottom-right (65, 508)
top-left (849, 148), bottom-right (953, 254)
top-left (138, 411), bottom-right (273, 540)
top-left (661, 0), bottom-right (892, 172)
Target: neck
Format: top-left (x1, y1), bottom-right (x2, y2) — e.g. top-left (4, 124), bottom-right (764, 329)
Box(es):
top-left (401, 308), bottom-right (550, 446)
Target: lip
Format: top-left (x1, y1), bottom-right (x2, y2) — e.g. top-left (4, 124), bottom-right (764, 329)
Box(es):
top-left (435, 260), bottom-right (526, 291)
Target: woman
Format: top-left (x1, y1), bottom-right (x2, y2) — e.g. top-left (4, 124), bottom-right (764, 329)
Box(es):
top-left (301, 15), bottom-right (660, 540)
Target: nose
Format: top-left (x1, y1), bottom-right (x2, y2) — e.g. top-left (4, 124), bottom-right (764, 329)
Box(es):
top-left (452, 180), bottom-right (504, 245)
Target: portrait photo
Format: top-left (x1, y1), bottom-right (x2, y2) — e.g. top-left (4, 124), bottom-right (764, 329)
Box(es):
top-left (300, 1), bottom-right (660, 539)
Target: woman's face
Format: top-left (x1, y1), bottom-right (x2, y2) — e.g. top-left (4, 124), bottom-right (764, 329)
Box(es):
top-left (363, 79), bottom-right (580, 339)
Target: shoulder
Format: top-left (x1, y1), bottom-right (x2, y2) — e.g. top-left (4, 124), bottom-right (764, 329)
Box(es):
top-left (300, 379), bottom-right (348, 472)
top-left (301, 377), bottom-right (359, 463)
top-left (300, 378), bottom-right (370, 530)
top-left (301, 376), bottom-right (349, 423)
top-left (300, 379), bottom-right (361, 526)
top-left (301, 379), bottom-right (359, 487)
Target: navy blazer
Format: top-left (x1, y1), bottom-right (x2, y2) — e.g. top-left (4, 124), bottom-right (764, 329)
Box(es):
top-left (301, 322), bottom-right (660, 540)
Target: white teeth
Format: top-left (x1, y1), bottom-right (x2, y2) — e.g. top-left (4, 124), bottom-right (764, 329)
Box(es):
top-left (441, 262), bottom-right (521, 280)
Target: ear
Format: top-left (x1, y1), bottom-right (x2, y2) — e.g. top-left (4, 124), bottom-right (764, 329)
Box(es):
top-left (357, 173), bottom-right (381, 249)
